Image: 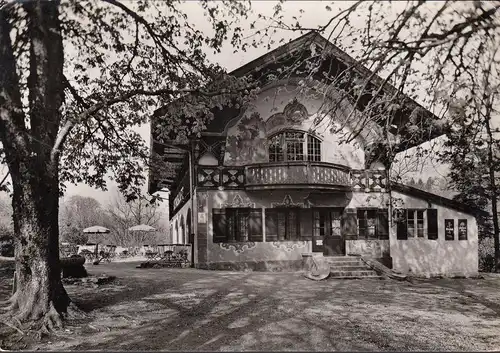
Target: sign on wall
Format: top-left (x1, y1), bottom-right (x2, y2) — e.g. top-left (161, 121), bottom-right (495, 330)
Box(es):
top-left (445, 219), bottom-right (454, 241)
top-left (458, 219), bottom-right (467, 240)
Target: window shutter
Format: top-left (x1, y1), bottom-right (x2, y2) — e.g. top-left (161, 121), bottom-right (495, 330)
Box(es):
top-left (377, 209), bottom-right (389, 240)
top-left (265, 209), bottom-right (278, 241)
top-left (213, 208), bottom-right (227, 243)
top-left (396, 208), bottom-right (407, 240)
top-left (427, 208), bottom-right (438, 240)
top-left (342, 208), bottom-right (358, 240)
top-left (248, 209), bottom-right (263, 242)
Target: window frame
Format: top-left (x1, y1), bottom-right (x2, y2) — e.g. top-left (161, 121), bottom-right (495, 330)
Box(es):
top-left (265, 207), bottom-right (301, 241)
top-left (268, 130), bottom-right (321, 162)
top-left (405, 209), bottom-right (425, 238)
top-left (396, 208), bottom-right (439, 240)
top-left (357, 208), bottom-right (380, 239)
top-left (212, 207), bottom-right (263, 243)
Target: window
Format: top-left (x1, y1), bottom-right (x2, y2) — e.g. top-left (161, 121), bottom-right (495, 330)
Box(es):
top-left (458, 219), bottom-right (467, 240)
top-left (357, 209), bottom-right (389, 239)
top-left (405, 209), bottom-right (424, 238)
top-left (396, 208), bottom-right (438, 240)
top-left (213, 208), bottom-right (263, 243)
top-left (307, 135), bottom-right (321, 161)
top-left (268, 130), bottom-right (321, 162)
top-left (265, 208), bottom-right (300, 241)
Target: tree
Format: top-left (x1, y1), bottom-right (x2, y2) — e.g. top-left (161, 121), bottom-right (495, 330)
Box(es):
top-left (0, 0), bottom-right (253, 333)
top-left (439, 41), bottom-right (500, 265)
top-left (104, 190), bottom-right (164, 247)
top-left (425, 177), bottom-right (434, 192)
top-left (59, 195), bottom-right (104, 244)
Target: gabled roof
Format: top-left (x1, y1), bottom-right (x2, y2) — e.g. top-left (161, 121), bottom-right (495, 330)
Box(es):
top-left (149, 31), bottom-right (444, 194)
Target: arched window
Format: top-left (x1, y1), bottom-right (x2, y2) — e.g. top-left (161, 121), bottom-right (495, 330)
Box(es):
top-left (268, 130), bottom-right (321, 162)
top-left (175, 220), bottom-right (179, 243)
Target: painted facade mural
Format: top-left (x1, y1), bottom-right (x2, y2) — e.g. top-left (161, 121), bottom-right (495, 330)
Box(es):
top-left (225, 112), bottom-right (268, 165)
top-left (224, 88), bottom-right (367, 169)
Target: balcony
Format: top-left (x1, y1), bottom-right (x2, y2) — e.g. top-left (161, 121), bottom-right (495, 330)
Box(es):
top-left (195, 162), bottom-right (387, 192)
top-left (245, 161), bottom-right (351, 191)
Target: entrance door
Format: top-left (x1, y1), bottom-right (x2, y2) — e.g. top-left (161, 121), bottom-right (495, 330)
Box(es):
top-left (312, 209), bottom-right (344, 255)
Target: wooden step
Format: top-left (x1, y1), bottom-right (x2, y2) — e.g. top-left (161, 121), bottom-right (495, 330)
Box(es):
top-left (329, 270), bottom-right (380, 278)
top-left (330, 275), bottom-right (383, 279)
top-left (329, 265), bottom-right (370, 271)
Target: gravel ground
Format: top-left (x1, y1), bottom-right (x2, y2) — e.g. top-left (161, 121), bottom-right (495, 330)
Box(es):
top-left (1, 261), bottom-right (500, 351)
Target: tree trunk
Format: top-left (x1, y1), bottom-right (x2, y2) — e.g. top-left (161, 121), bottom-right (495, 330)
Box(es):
top-left (484, 111), bottom-right (500, 271)
top-left (1, 1), bottom-right (79, 332)
top-left (8, 165), bottom-right (72, 331)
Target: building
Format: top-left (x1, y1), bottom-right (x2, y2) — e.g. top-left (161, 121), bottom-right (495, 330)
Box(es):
top-left (148, 32), bottom-right (485, 277)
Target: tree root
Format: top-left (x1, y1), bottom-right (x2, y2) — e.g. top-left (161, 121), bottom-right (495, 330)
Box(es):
top-left (1, 294), bottom-right (87, 340)
top-left (0, 292), bottom-right (19, 312)
top-left (0, 318), bottom-right (25, 335)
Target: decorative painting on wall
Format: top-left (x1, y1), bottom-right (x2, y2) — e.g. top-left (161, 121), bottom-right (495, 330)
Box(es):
top-left (225, 112), bottom-right (267, 165)
top-left (445, 219), bottom-right (455, 241)
top-left (219, 242), bottom-right (257, 254)
top-left (458, 219), bottom-right (467, 240)
top-left (271, 194), bottom-right (304, 208)
top-left (219, 194), bottom-right (255, 209)
top-left (271, 241), bottom-right (307, 252)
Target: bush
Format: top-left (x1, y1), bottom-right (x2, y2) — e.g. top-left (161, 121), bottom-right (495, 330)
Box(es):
top-left (0, 226), bottom-right (14, 257)
top-left (479, 237), bottom-right (495, 272)
top-left (0, 240), bottom-right (13, 257)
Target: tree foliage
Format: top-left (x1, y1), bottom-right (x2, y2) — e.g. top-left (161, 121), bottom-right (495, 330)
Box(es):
top-left (0, 0), bottom-right (254, 334)
top-left (59, 195), bottom-right (105, 244)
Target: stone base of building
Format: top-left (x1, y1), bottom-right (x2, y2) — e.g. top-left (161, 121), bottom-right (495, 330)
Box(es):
top-left (195, 260), bottom-right (304, 272)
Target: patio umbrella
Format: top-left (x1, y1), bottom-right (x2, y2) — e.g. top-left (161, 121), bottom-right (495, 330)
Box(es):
top-left (128, 224), bottom-right (156, 251)
top-left (83, 226), bottom-right (110, 257)
top-left (128, 224), bottom-right (156, 232)
top-left (83, 225), bottom-right (110, 234)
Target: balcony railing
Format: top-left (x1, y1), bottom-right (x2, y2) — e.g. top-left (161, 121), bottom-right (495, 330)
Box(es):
top-left (245, 161), bottom-right (351, 190)
top-left (195, 162), bottom-right (387, 192)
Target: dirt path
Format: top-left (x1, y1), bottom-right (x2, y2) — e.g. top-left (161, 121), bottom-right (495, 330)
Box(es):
top-left (2, 261), bottom-right (500, 351)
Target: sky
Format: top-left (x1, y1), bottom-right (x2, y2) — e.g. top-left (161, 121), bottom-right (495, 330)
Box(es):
top-left (1, 1), bottom-right (498, 206)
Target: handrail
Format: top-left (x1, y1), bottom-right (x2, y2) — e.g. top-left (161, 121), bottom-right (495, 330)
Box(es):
top-left (245, 160), bottom-right (351, 172)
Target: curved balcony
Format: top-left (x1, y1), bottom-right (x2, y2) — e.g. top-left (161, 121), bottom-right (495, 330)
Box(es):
top-left (245, 161), bottom-right (351, 191)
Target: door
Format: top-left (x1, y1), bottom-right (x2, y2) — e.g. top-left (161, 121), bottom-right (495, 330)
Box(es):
top-left (313, 209), bottom-right (344, 255)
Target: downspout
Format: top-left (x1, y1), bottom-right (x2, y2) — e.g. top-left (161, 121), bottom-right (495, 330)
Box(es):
top-left (189, 142), bottom-right (195, 266)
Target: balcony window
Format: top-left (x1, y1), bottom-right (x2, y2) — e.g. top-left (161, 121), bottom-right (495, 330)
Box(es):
top-left (268, 130), bottom-right (321, 162)
top-left (307, 135), bottom-right (321, 161)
